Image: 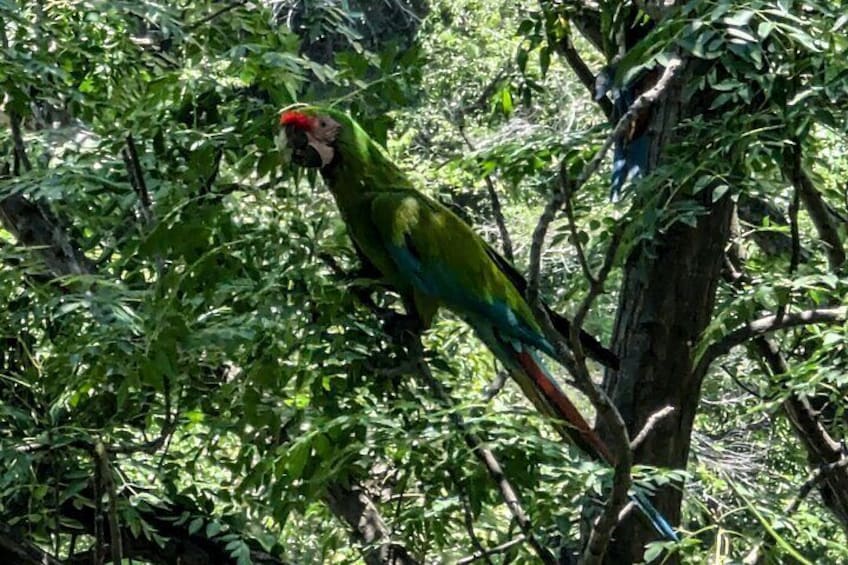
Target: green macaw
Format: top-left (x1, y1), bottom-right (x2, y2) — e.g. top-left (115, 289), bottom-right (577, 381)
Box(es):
top-left (278, 106), bottom-right (677, 541)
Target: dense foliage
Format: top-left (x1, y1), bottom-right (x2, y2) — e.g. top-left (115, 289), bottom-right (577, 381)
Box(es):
top-left (1, 0), bottom-right (847, 563)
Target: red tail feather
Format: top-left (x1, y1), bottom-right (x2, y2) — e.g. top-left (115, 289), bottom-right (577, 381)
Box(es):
top-left (515, 351), bottom-right (614, 463)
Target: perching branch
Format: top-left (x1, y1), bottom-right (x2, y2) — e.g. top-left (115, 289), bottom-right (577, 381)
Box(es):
top-left (694, 306), bottom-right (848, 382)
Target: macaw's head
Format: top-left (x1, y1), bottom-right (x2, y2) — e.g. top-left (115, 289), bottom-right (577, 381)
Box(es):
top-left (278, 106), bottom-right (344, 169)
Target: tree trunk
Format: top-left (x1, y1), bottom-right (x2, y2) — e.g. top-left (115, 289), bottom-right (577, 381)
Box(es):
top-left (599, 75), bottom-right (735, 563)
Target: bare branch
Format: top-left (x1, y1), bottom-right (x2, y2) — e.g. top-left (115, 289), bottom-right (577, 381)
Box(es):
top-left (456, 120), bottom-right (514, 262)
top-left (783, 143), bottom-right (846, 271)
top-left (0, 523), bottom-right (63, 565)
top-left (630, 406), bottom-right (676, 451)
top-left (9, 110), bottom-right (32, 174)
top-left (546, 29), bottom-right (613, 120)
top-left (482, 370), bottom-right (510, 401)
top-left (121, 134), bottom-right (153, 225)
top-left (694, 306), bottom-right (848, 381)
top-left (563, 179), bottom-right (596, 287)
top-left (786, 455), bottom-right (848, 516)
top-left (527, 187), bottom-right (565, 304)
top-left (456, 536), bottom-right (526, 565)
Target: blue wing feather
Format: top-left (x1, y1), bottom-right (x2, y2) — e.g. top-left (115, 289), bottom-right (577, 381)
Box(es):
top-left (385, 242), bottom-right (552, 354)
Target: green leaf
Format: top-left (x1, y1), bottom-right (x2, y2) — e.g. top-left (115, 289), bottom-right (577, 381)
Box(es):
top-left (188, 517), bottom-right (203, 536)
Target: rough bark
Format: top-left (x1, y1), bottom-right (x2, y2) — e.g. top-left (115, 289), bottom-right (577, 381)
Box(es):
top-left (325, 483), bottom-right (420, 565)
top-left (599, 72), bottom-right (735, 562)
top-left (0, 194), bottom-right (94, 277)
top-left (0, 524), bottom-right (63, 565)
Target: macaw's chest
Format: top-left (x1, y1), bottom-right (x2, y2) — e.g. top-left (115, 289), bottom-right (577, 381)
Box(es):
top-left (333, 195), bottom-right (408, 291)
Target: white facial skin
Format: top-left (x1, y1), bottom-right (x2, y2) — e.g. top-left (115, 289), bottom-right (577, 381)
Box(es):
top-left (279, 113), bottom-right (341, 168)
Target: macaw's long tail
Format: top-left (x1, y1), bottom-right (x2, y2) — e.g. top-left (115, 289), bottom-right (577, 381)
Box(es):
top-left (475, 326), bottom-right (678, 542)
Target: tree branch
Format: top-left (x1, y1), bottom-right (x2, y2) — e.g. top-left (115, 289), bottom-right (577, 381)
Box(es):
top-left (0, 524), bottom-right (63, 565)
top-left (783, 143), bottom-right (846, 272)
top-left (546, 28), bottom-right (614, 120)
top-left (694, 307), bottom-right (848, 382)
top-left (184, 0), bottom-right (248, 32)
top-left (630, 406), bottom-right (675, 452)
top-left (324, 483), bottom-right (419, 565)
top-left (526, 56), bottom-right (684, 298)
top-left (456, 535), bottom-right (526, 565)
top-left (409, 338), bottom-right (557, 565)
top-left (786, 455), bottom-right (848, 516)
top-left (121, 134), bottom-right (153, 225)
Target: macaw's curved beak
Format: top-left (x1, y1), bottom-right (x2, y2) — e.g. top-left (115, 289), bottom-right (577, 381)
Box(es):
top-left (281, 125), bottom-right (333, 168)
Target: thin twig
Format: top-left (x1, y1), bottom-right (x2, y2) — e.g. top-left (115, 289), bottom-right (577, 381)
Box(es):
top-left (92, 446), bottom-right (105, 565)
top-left (409, 338), bottom-right (556, 565)
top-left (527, 189), bottom-right (565, 304)
top-left (630, 406), bottom-right (675, 451)
top-left (456, 535), bottom-right (526, 565)
top-left (121, 134), bottom-right (153, 225)
top-left (9, 111), bottom-right (32, 174)
top-left (184, 0), bottom-right (247, 32)
top-left (482, 371), bottom-right (510, 401)
top-left (457, 116), bottom-right (514, 262)
top-left (95, 442), bottom-right (123, 565)
top-left (563, 178), bottom-right (595, 287)
top-left (452, 470), bottom-right (495, 565)
top-left (782, 125), bottom-right (845, 272)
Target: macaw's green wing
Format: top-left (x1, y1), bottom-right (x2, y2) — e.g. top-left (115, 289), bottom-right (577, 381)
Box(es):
top-left (369, 190), bottom-right (550, 353)
top-left (482, 245), bottom-right (619, 370)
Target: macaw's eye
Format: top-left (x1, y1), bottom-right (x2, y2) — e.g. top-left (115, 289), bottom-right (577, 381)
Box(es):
top-left (319, 120), bottom-right (327, 127)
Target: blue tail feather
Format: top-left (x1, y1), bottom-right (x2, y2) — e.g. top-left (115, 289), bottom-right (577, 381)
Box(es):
top-left (469, 322), bottom-right (679, 542)
top-left (631, 491), bottom-right (679, 541)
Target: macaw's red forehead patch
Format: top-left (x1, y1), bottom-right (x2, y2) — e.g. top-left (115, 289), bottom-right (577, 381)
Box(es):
top-left (280, 110), bottom-right (315, 130)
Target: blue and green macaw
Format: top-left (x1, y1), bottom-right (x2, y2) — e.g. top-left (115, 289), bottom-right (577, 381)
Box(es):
top-left (278, 105), bottom-right (677, 541)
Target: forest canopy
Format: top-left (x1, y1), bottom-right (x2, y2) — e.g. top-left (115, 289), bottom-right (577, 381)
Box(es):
top-left (1, 1), bottom-right (848, 564)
